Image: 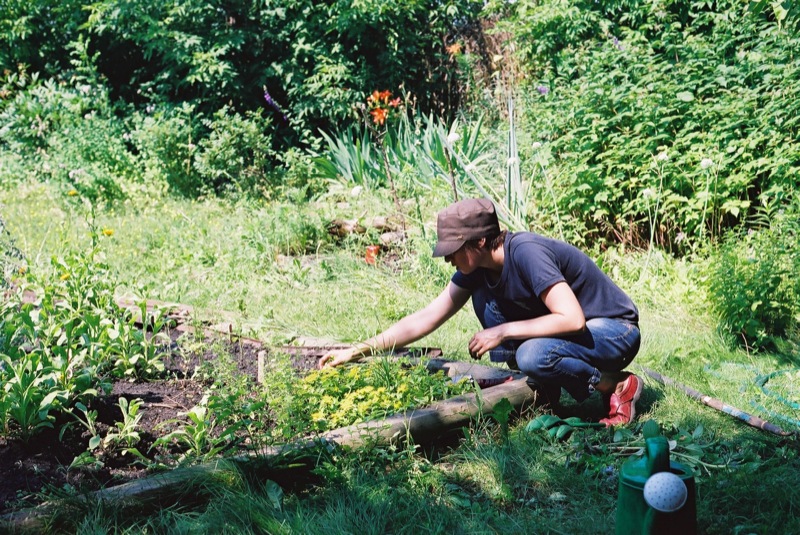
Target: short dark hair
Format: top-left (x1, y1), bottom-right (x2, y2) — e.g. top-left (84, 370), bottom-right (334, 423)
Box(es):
top-left (464, 230), bottom-right (507, 252)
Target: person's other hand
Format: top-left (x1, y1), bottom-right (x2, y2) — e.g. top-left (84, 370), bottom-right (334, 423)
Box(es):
top-left (319, 348), bottom-right (361, 369)
top-left (468, 326), bottom-right (504, 359)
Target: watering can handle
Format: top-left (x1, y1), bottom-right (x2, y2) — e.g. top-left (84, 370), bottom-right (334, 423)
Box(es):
top-left (645, 436), bottom-right (670, 475)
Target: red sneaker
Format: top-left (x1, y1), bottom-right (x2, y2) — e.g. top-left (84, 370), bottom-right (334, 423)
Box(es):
top-left (600, 373), bottom-right (642, 427)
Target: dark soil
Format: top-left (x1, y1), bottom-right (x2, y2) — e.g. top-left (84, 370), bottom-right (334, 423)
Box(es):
top-left (0, 330), bottom-right (331, 515)
top-left (0, 329), bottom-right (441, 516)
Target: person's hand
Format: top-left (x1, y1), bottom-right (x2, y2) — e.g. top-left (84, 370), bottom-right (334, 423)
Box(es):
top-left (468, 326), bottom-right (504, 359)
top-left (319, 347), bottom-right (362, 369)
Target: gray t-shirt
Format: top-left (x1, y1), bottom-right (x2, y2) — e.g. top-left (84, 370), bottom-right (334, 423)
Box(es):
top-left (451, 232), bottom-right (638, 322)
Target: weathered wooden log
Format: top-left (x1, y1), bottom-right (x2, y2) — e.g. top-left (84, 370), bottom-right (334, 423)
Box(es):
top-left (321, 375), bottom-right (538, 447)
top-left (425, 358), bottom-right (525, 381)
top-left (0, 463), bottom-right (232, 532)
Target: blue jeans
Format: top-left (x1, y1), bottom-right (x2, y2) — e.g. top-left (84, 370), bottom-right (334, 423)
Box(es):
top-left (472, 287), bottom-right (640, 402)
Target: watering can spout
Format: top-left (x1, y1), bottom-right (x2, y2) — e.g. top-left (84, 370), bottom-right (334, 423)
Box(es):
top-left (645, 436), bottom-right (670, 475)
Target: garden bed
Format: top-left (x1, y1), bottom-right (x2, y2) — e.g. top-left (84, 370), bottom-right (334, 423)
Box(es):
top-left (0, 331), bottom-right (236, 514)
top-left (1, 291), bottom-right (543, 535)
top-left (0, 326), bottom-right (450, 515)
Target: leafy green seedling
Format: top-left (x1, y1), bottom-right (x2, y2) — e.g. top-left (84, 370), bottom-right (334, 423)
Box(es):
top-left (490, 397), bottom-right (514, 443)
top-left (64, 401), bottom-right (102, 451)
top-left (103, 397), bottom-right (143, 451)
top-left (155, 403), bottom-right (238, 462)
top-left (2, 353), bottom-right (60, 441)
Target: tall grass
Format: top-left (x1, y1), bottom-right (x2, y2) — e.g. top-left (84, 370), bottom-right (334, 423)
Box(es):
top-left (314, 112), bottom-right (490, 201)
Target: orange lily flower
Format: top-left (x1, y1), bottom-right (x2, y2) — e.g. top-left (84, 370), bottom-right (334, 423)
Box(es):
top-left (370, 107), bottom-right (388, 125)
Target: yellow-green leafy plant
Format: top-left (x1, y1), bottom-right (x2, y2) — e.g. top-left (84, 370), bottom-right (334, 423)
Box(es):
top-left (269, 358), bottom-right (473, 438)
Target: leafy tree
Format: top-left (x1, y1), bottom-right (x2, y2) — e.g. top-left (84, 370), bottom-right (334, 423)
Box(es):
top-left (80, 0), bottom-right (482, 142)
top-left (0, 0), bottom-right (86, 73)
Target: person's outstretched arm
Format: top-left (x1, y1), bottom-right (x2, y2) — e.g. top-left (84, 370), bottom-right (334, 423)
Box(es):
top-left (319, 281), bottom-right (471, 368)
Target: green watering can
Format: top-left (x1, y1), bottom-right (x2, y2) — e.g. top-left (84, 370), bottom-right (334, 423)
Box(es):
top-left (616, 429), bottom-right (697, 534)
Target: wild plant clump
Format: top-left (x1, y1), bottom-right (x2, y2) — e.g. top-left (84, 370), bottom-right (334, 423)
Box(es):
top-left (703, 205), bottom-right (800, 350)
top-left (263, 358), bottom-right (474, 438)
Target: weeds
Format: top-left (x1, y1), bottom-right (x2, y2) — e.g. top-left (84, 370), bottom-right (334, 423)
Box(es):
top-left (702, 203), bottom-right (800, 350)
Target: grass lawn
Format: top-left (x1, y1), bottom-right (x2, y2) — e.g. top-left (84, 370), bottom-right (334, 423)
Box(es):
top-left (1, 183), bottom-right (798, 534)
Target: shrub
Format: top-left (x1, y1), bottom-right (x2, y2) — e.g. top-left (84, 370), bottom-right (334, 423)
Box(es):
top-left (128, 103), bottom-right (198, 197)
top-left (0, 68), bottom-right (135, 203)
top-left (193, 107), bottom-right (275, 196)
top-left (273, 147), bottom-right (329, 202)
top-left (0, 70), bottom-right (317, 202)
top-left (494, 0), bottom-right (800, 252)
top-left (43, 114), bottom-right (132, 203)
top-left (703, 205), bottom-right (800, 350)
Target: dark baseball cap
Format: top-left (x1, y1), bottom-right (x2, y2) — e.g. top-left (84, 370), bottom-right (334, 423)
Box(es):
top-left (432, 198), bottom-right (501, 257)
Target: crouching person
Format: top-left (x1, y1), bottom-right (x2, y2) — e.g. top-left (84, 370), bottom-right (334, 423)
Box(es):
top-left (320, 198), bottom-right (642, 425)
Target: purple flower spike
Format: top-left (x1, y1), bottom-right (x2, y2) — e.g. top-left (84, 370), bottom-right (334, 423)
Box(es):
top-left (264, 88), bottom-right (289, 122)
top-left (612, 36), bottom-right (624, 51)
top-left (537, 85), bottom-right (549, 95)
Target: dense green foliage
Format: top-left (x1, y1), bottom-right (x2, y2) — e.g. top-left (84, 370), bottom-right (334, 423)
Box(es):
top-left (2, 1), bottom-right (800, 530)
top-left (1, 0), bottom-right (482, 143)
top-left (0, 0), bottom-right (485, 198)
top-left (489, 0), bottom-right (800, 253)
top-left (703, 205), bottom-right (800, 350)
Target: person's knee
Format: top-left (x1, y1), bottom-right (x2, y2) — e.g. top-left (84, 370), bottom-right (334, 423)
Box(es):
top-left (515, 344), bottom-right (558, 379)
